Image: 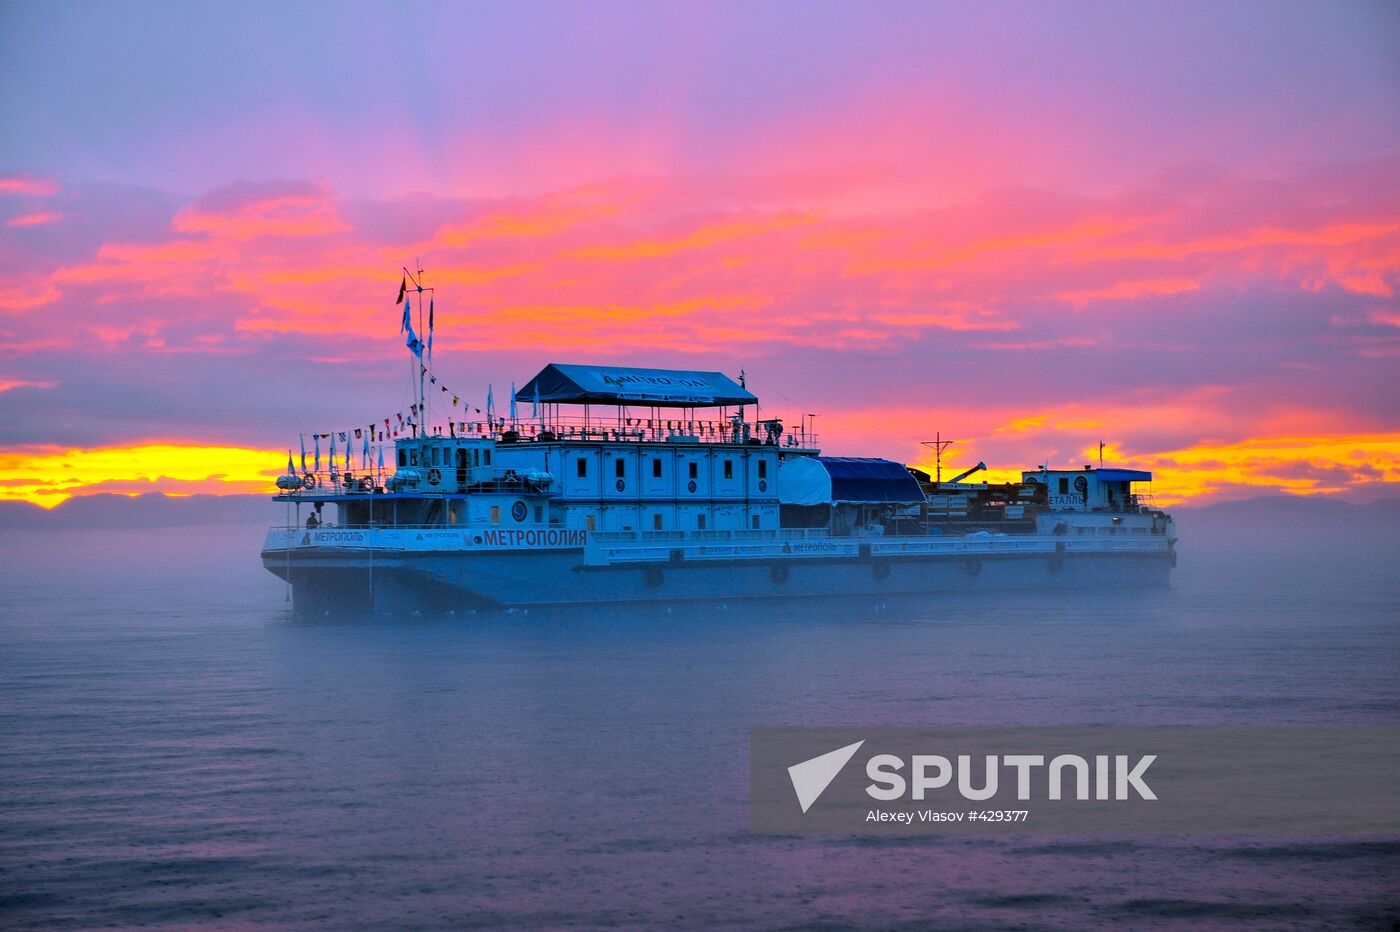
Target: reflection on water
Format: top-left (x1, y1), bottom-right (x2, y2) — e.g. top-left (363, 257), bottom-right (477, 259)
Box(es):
top-left (1, 517), bottom-right (1397, 928)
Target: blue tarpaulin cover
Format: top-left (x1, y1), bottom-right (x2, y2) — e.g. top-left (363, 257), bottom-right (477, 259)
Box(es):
top-left (515, 363), bottom-right (757, 408)
top-left (777, 456), bottom-right (925, 505)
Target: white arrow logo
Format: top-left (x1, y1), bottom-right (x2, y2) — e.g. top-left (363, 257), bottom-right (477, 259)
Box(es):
top-left (788, 740), bottom-right (865, 813)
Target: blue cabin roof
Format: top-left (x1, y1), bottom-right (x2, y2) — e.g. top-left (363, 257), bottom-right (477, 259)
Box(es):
top-left (1094, 469), bottom-right (1152, 483)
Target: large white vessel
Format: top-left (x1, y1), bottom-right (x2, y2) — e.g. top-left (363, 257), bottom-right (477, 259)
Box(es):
top-left (261, 281), bottom-right (1176, 613)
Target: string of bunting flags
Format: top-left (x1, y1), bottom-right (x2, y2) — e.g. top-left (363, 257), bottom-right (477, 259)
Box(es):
top-left (295, 365), bottom-right (485, 475)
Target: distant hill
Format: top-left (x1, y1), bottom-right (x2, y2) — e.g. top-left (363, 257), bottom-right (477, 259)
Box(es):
top-left (1174, 493), bottom-right (1400, 528)
top-left (0, 493), bottom-right (273, 530)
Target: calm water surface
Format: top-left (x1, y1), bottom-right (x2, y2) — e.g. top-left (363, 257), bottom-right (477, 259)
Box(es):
top-left (2, 519), bottom-right (1398, 929)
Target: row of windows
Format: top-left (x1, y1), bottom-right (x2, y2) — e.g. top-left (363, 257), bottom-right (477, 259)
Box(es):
top-left (574, 512), bottom-right (764, 532)
top-left (399, 446), bottom-right (491, 468)
top-left (577, 456), bottom-right (767, 480)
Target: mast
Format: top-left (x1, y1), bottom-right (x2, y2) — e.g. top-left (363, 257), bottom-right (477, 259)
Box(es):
top-left (402, 263), bottom-right (434, 437)
top-left (922, 433), bottom-right (955, 483)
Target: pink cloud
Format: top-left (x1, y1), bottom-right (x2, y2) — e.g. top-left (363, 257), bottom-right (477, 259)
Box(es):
top-left (0, 176), bottom-right (60, 197)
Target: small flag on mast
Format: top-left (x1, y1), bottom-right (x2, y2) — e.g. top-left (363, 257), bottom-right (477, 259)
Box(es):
top-left (401, 295), bottom-right (411, 334)
top-left (314, 434), bottom-right (321, 472)
top-left (396, 276), bottom-right (407, 305)
top-left (427, 298), bottom-right (434, 360)
top-left (509, 382), bottom-right (517, 422)
top-left (299, 435), bottom-right (307, 473)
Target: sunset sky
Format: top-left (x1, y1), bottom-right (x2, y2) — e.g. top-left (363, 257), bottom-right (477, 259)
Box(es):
top-left (2, 0), bottom-right (1398, 507)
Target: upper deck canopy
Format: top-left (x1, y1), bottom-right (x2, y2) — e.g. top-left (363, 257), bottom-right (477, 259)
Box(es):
top-left (515, 363), bottom-right (757, 408)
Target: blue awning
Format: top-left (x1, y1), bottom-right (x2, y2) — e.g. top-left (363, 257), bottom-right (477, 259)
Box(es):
top-left (1094, 469), bottom-right (1152, 482)
top-left (515, 363), bottom-right (757, 408)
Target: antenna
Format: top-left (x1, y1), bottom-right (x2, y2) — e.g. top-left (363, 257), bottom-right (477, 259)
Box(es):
top-left (921, 432), bottom-right (955, 483)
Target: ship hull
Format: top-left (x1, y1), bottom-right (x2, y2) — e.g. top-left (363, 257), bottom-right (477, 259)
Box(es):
top-left (262, 546), bottom-right (1172, 615)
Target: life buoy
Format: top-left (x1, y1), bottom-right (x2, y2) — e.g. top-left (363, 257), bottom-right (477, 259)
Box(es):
top-left (427, 468), bottom-right (442, 486)
top-left (771, 563), bottom-right (790, 584)
top-left (302, 474), bottom-right (317, 490)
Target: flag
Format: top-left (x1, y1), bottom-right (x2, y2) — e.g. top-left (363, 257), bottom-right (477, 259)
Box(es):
top-left (338, 431), bottom-right (347, 443)
top-left (362, 433), bottom-right (369, 468)
top-left (378, 445), bottom-right (384, 474)
top-left (329, 435), bottom-right (336, 471)
top-left (354, 428), bottom-right (362, 439)
top-left (401, 295), bottom-right (411, 333)
top-left (509, 382), bottom-right (517, 421)
top-left (314, 434), bottom-right (321, 472)
top-left (299, 435), bottom-right (307, 473)
top-left (396, 275), bottom-right (407, 305)
top-left (486, 384), bottom-right (494, 422)
top-left (452, 395), bottom-right (459, 407)
top-left (405, 325), bottom-right (424, 358)
top-left (287, 450), bottom-right (295, 475)
top-left (427, 298), bottom-right (434, 359)
top-left (533, 382), bottom-right (541, 420)
top-left (344, 441), bottom-right (351, 470)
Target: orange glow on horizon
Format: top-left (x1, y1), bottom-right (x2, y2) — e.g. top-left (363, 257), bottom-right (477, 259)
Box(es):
top-left (0, 444), bottom-right (286, 508)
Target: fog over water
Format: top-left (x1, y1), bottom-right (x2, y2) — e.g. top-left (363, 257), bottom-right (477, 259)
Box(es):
top-left (2, 499), bottom-right (1398, 928)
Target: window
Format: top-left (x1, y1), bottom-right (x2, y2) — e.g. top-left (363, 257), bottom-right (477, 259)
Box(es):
top-left (615, 458), bottom-right (625, 478)
top-left (577, 457), bottom-right (588, 478)
top-left (431, 448), bottom-right (440, 466)
top-left (490, 505), bottom-right (500, 524)
top-left (473, 449), bottom-right (480, 466)
top-left (723, 460), bottom-right (734, 480)
top-left (410, 449), bottom-right (419, 466)
top-left (585, 515), bottom-right (596, 531)
top-left (751, 514), bottom-right (760, 529)
top-left (1058, 478), bottom-right (1069, 494)
top-left (652, 458), bottom-right (662, 478)
top-left (697, 514), bottom-right (706, 530)
top-left (482, 450), bottom-right (491, 465)
top-left (688, 461), bottom-right (698, 479)
top-left (534, 505), bottom-right (543, 523)
top-left (758, 459), bottom-right (767, 479)
top-left (653, 514), bottom-right (663, 530)
top-left (398, 450), bottom-right (407, 467)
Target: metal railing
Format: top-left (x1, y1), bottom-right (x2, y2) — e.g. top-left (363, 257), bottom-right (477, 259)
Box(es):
top-left (427, 415), bottom-right (818, 448)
